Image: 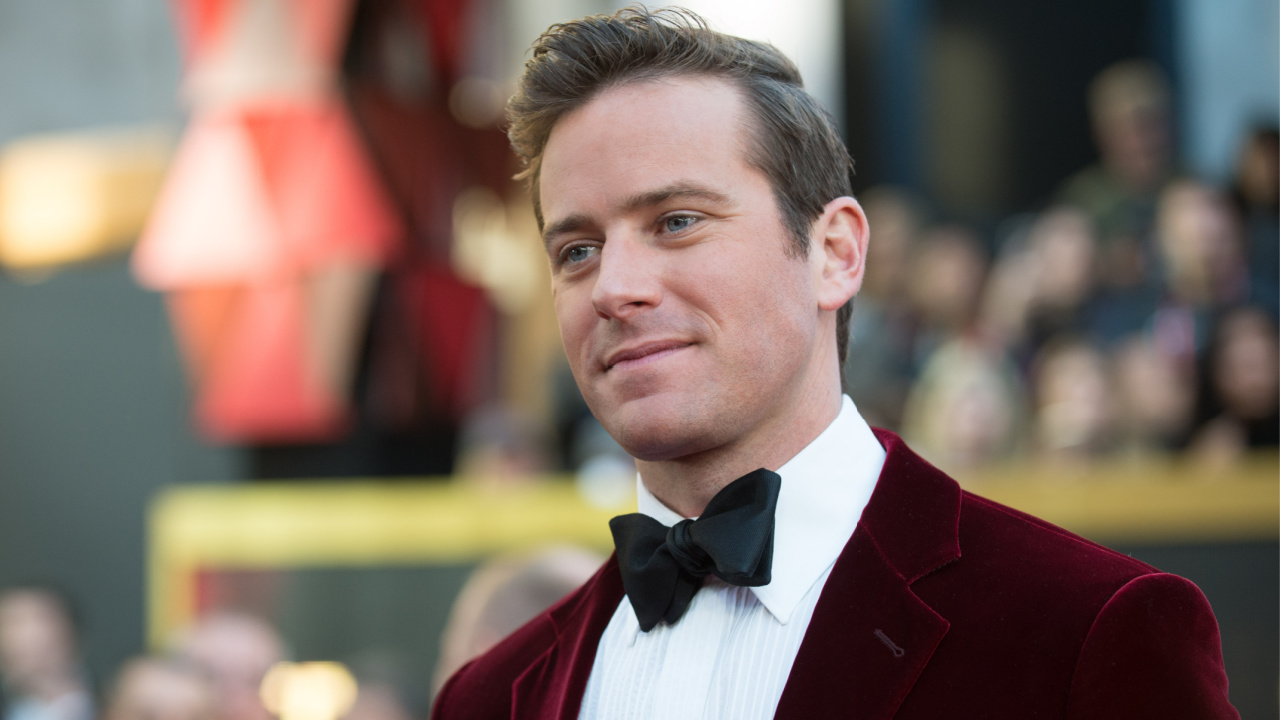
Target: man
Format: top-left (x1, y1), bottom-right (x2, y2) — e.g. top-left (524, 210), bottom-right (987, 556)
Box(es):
top-left (103, 656), bottom-right (216, 720)
top-left (172, 612), bottom-right (284, 720)
top-left (433, 8), bottom-right (1237, 719)
top-left (0, 586), bottom-right (94, 720)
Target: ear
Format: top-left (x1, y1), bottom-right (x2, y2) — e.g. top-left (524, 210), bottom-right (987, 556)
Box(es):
top-left (811, 196), bottom-right (869, 311)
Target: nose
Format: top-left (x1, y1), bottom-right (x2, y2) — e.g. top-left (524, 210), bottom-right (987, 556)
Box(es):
top-left (591, 233), bottom-right (662, 320)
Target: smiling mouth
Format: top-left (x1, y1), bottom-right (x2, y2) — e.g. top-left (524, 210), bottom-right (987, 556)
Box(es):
top-left (604, 342), bottom-right (691, 371)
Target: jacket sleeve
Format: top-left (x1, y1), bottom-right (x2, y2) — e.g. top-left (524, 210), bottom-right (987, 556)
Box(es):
top-left (430, 658), bottom-right (473, 720)
top-left (430, 609), bottom-right (566, 720)
top-left (1066, 572), bottom-right (1238, 719)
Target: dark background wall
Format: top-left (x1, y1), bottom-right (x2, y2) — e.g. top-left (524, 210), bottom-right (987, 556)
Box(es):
top-left (845, 0), bottom-right (1169, 221)
top-left (0, 261), bottom-right (243, 686)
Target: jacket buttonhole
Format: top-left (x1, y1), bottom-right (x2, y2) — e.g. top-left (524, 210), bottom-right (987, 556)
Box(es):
top-left (873, 628), bottom-right (905, 658)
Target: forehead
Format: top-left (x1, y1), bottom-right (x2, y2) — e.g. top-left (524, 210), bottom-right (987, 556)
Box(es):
top-left (539, 75), bottom-right (758, 218)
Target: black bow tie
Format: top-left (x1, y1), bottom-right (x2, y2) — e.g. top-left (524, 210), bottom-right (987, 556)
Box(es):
top-left (609, 468), bottom-right (782, 632)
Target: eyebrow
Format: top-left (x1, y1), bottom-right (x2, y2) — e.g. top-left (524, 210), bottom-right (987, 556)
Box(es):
top-left (542, 183), bottom-right (733, 247)
top-left (623, 183), bottom-right (733, 213)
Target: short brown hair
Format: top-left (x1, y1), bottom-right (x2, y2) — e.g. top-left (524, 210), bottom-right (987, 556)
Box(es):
top-left (507, 6), bottom-right (857, 363)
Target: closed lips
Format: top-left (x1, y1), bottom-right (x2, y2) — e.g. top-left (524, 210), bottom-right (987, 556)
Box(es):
top-left (604, 342), bottom-right (690, 370)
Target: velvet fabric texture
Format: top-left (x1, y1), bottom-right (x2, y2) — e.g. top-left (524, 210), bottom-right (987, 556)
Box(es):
top-left (432, 431), bottom-right (1238, 719)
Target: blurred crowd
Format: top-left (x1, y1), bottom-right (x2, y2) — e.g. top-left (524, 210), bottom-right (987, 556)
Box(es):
top-left (0, 547), bottom-right (601, 720)
top-left (0, 585), bottom-right (274, 720)
top-left (844, 60), bottom-right (1279, 471)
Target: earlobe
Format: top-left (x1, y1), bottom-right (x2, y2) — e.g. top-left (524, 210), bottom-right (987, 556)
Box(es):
top-left (814, 197), bottom-right (869, 312)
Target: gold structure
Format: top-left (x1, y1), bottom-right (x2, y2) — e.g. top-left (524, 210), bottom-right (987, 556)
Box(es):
top-left (149, 457), bottom-right (1278, 647)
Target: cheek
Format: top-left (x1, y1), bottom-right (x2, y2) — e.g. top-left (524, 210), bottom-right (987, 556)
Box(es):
top-left (554, 290), bottom-right (596, 369)
top-left (694, 260), bottom-right (813, 355)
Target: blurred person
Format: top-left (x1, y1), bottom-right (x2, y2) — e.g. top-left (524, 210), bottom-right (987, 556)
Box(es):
top-left (1189, 305), bottom-right (1280, 462)
top-left (1029, 338), bottom-right (1116, 459)
top-left (570, 415), bottom-right (636, 509)
top-left (171, 612), bottom-right (284, 720)
top-left (454, 404), bottom-right (551, 486)
top-left (1057, 59), bottom-right (1176, 289)
top-left (979, 208), bottom-right (1100, 357)
top-left (1024, 208), bottom-right (1099, 347)
top-left (342, 652), bottom-right (426, 720)
top-left (976, 215), bottom-right (1041, 351)
top-left (1155, 180), bottom-right (1249, 311)
top-left (907, 225), bottom-right (988, 336)
top-left (854, 187), bottom-right (923, 307)
top-left (0, 586), bottom-right (94, 720)
top-left (843, 187), bottom-right (926, 429)
top-left (900, 338), bottom-right (1026, 469)
top-left (343, 684), bottom-right (414, 720)
top-left (1147, 180), bottom-right (1250, 366)
top-left (1230, 125), bottom-right (1280, 217)
top-left (550, 361), bottom-right (638, 506)
top-left (903, 224), bottom-right (989, 372)
top-left (434, 8), bottom-right (1237, 718)
top-left (103, 656), bottom-right (215, 720)
top-left (1227, 125), bottom-right (1279, 317)
top-left (1111, 335), bottom-right (1196, 455)
top-left (432, 546), bottom-right (604, 693)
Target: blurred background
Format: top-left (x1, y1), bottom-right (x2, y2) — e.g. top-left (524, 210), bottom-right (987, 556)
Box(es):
top-left (0, 0), bottom-right (1275, 718)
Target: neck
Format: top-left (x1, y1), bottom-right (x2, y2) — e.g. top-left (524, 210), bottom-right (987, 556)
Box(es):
top-left (637, 377), bottom-right (843, 518)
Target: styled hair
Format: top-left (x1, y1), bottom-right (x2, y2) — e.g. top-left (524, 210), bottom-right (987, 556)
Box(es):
top-left (507, 6), bottom-right (857, 363)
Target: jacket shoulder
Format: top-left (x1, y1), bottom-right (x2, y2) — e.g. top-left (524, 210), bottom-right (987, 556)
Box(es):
top-left (958, 488), bottom-right (1157, 579)
top-left (867, 428), bottom-right (1156, 589)
top-left (939, 487), bottom-right (1165, 620)
top-left (900, 485), bottom-right (1233, 716)
top-left (431, 558), bottom-right (617, 720)
top-left (432, 601), bottom-right (560, 719)
top-left (1066, 572), bottom-right (1238, 719)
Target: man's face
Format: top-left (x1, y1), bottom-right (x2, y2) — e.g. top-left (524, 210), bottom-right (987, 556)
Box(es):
top-left (0, 590), bottom-right (76, 691)
top-left (540, 75), bottom-right (830, 463)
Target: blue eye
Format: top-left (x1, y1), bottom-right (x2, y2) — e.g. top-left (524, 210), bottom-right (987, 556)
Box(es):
top-left (562, 245), bottom-right (598, 265)
top-left (663, 215), bottom-right (696, 233)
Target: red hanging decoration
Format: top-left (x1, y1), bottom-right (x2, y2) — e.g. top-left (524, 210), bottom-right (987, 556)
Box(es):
top-left (137, 0), bottom-right (404, 443)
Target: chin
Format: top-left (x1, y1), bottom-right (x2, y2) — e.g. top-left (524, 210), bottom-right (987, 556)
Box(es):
top-left (595, 396), bottom-right (723, 462)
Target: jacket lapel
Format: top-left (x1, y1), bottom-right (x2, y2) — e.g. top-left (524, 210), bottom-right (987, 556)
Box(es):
top-left (511, 555), bottom-right (625, 720)
top-left (774, 430), bottom-right (962, 720)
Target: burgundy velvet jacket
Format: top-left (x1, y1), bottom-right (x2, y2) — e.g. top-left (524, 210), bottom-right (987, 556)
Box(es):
top-left (433, 431), bottom-right (1238, 719)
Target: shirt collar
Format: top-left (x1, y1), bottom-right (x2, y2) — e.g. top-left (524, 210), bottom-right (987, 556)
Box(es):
top-left (634, 395), bottom-right (886, 625)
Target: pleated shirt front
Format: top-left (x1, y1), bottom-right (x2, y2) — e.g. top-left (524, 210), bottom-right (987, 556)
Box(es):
top-left (578, 395), bottom-right (887, 720)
